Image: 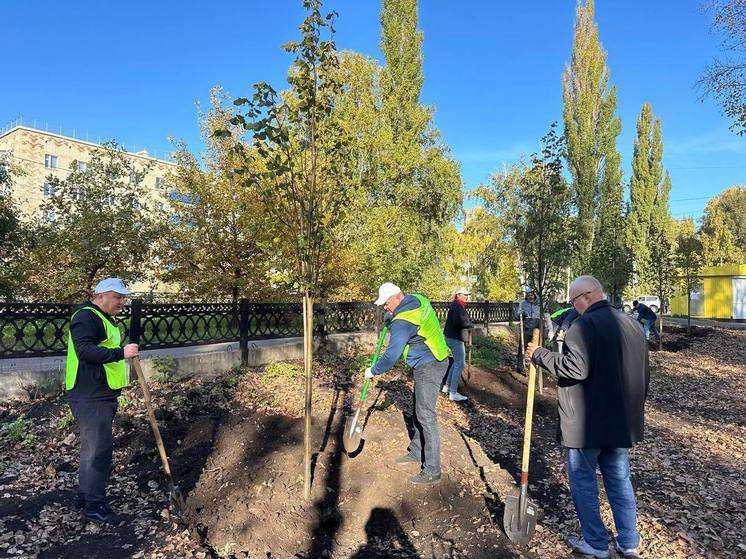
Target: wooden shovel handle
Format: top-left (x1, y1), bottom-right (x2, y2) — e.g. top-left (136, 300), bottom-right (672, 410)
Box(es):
top-left (520, 328), bottom-right (540, 482)
top-left (130, 356), bottom-right (174, 481)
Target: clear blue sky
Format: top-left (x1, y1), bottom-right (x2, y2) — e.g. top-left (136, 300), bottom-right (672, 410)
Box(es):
top-left (2, 0), bottom-right (744, 221)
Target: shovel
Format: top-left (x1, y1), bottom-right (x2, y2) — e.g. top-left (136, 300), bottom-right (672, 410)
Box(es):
top-left (130, 355), bottom-right (187, 516)
top-left (342, 323), bottom-right (389, 454)
top-left (504, 327), bottom-right (540, 545)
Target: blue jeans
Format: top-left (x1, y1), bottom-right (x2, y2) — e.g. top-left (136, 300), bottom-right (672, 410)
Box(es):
top-left (444, 337), bottom-right (465, 393)
top-left (407, 359), bottom-right (447, 475)
top-left (567, 448), bottom-right (640, 551)
top-left (642, 318), bottom-right (659, 340)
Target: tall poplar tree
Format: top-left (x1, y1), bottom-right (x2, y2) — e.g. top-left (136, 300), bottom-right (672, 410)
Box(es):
top-left (628, 102), bottom-right (668, 288)
top-left (562, 0), bottom-right (622, 269)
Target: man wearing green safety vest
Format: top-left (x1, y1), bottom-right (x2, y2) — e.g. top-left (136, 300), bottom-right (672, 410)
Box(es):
top-left (364, 282), bottom-right (450, 485)
top-left (66, 277), bottom-right (139, 524)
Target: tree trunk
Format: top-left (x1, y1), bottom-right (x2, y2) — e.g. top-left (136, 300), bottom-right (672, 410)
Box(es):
top-left (687, 280), bottom-right (692, 337)
top-left (302, 292), bottom-right (314, 501)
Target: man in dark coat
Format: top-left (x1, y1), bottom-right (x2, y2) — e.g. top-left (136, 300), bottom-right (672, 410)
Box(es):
top-left (442, 287), bottom-right (474, 401)
top-left (526, 275), bottom-right (649, 559)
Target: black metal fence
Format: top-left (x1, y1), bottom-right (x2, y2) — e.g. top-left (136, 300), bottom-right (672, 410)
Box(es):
top-left (0, 299), bottom-right (516, 360)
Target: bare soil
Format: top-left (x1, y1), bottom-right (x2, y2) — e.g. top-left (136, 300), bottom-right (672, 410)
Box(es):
top-left (1, 324), bottom-right (744, 558)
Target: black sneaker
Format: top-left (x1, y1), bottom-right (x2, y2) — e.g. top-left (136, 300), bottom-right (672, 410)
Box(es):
top-left (410, 472), bottom-right (441, 485)
top-left (83, 504), bottom-right (119, 525)
top-left (395, 454), bottom-right (420, 465)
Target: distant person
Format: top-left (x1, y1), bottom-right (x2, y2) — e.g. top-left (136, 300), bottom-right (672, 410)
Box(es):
top-left (365, 283), bottom-right (450, 485)
top-left (515, 287), bottom-right (541, 373)
top-left (66, 278), bottom-right (139, 524)
top-left (526, 276), bottom-right (649, 559)
top-left (550, 303), bottom-right (579, 350)
top-left (633, 300), bottom-right (660, 342)
top-left (442, 287), bottom-right (474, 401)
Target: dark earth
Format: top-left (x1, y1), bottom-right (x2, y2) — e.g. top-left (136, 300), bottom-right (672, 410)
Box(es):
top-left (1, 324), bottom-right (744, 558)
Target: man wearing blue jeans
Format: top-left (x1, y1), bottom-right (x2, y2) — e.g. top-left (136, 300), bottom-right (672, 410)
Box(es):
top-left (633, 300), bottom-right (660, 342)
top-left (365, 283), bottom-right (451, 485)
top-left (527, 276), bottom-right (649, 559)
top-left (442, 287), bottom-right (474, 401)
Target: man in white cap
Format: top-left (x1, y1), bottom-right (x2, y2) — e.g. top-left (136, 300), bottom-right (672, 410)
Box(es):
top-left (66, 277), bottom-right (139, 523)
top-left (366, 282), bottom-right (450, 485)
top-left (441, 287), bottom-right (474, 401)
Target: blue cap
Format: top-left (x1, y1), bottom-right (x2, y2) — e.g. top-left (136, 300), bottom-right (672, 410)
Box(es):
top-left (94, 277), bottom-right (131, 295)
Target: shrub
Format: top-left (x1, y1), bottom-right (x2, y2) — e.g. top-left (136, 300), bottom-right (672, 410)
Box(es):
top-left (1, 416), bottom-right (34, 446)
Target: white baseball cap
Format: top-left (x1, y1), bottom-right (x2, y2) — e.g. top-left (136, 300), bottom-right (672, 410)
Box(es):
top-left (94, 277), bottom-right (131, 295)
top-left (374, 282), bottom-right (402, 306)
top-left (455, 287), bottom-right (471, 296)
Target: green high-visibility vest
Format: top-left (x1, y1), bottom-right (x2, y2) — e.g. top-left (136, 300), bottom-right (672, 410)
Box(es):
top-left (393, 294), bottom-right (450, 362)
top-left (65, 306), bottom-right (128, 391)
top-left (551, 306), bottom-right (572, 319)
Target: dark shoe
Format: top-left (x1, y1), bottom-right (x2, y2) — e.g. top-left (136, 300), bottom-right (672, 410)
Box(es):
top-left (73, 493), bottom-right (85, 510)
top-left (83, 504), bottom-right (119, 525)
top-left (410, 472), bottom-right (441, 485)
top-left (395, 453), bottom-right (420, 465)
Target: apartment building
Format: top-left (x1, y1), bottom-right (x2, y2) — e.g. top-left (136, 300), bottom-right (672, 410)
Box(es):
top-left (0, 124), bottom-right (176, 219)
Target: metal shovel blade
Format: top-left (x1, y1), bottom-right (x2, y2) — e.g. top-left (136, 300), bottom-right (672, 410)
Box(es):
top-left (168, 483), bottom-right (187, 517)
top-left (503, 493), bottom-right (539, 545)
top-left (342, 409), bottom-right (364, 454)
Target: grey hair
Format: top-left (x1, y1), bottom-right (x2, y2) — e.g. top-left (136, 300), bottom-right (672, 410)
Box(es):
top-left (570, 275), bottom-right (604, 294)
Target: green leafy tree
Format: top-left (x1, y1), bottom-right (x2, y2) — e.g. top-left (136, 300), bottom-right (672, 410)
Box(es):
top-left (0, 153), bottom-right (29, 300)
top-left (225, 0), bottom-right (352, 500)
top-left (166, 88), bottom-right (280, 303)
top-left (676, 231), bottom-right (704, 336)
top-left (697, 0), bottom-right (746, 134)
top-left (647, 221), bottom-right (676, 349)
top-left (699, 185), bottom-right (746, 264)
top-left (562, 0), bottom-right (622, 269)
top-left (479, 124), bottom-right (574, 319)
top-left (334, 0), bottom-right (462, 295)
top-left (588, 146), bottom-right (631, 305)
top-left (24, 143), bottom-right (166, 302)
top-left (628, 103), bottom-right (670, 290)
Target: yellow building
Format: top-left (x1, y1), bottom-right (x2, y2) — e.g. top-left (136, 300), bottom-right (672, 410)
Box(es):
top-left (671, 264), bottom-right (746, 320)
top-left (0, 124), bottom-right (175, 219)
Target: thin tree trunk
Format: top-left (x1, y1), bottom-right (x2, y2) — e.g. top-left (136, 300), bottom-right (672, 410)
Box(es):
top-left (687, 281), bottom-right (692, 337)
top-left (302, 292), bottom-right (314, 501)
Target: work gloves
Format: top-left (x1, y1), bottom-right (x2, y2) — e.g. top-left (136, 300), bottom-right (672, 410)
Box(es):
top-left (364, 367), bottom-right (374, 379)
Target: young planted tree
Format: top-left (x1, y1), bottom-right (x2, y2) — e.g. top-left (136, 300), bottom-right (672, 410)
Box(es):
top-left (480, 125), bottom-right (574, 334)
top-left (647, 222), bottom-right (676, 350)
top-left (562, 0), bottom-right (622, 270)
top-left (25, 143), bottom-right (165, 302)
top-left (224, 0), bottom-right (352, 500)
top-left (676, 232), bottom-right (704, 336)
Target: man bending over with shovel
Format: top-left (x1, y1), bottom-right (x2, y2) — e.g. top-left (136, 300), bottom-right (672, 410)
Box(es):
top-left (526, 276), bottom-right (648, 559)
top-left (365, 282), bottom-right (450, 485)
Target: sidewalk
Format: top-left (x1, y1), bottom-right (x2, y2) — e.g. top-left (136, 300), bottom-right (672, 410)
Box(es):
top-left (665, 316), bottom-right (746, 331)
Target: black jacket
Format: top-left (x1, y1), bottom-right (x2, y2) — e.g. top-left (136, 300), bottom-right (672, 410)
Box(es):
top-left (531, 300), bottom-right (649, 448)
top-left (635, 303), bottom-right (657, 322)
top-left (66, 303), bottom-right (125, 401)
top-left (443, 299), bottom-right (474, 342)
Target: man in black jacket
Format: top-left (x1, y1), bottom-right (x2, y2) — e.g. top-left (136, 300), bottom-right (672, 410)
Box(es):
top-left (66, 278), bottom-right (138, 523)
top-left (442, 287), bottom-right (474, 401)
top-left (526, 276), bottom-right (648, 559)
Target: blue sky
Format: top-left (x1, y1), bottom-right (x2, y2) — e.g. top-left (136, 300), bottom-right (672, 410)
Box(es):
top-left (2, 0), bottom-right (744, 221)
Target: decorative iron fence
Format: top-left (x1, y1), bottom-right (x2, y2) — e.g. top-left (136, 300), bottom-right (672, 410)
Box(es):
top-left (0, 299), bottom-right (517, 360)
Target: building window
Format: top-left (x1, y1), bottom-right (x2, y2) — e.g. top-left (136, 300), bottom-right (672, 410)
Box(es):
top-left (44, 154), bottom-right (58, 169)
top-left (157, 201), bottom-right (165, 211)
top-left (155, 176), bottom-right (168, 190)
top-left (42, 182), bottom-right (55, 197)
top-left (132, 198), bottom-right (140, 210)
top-left (75, 160), bottom-right (87, 172)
